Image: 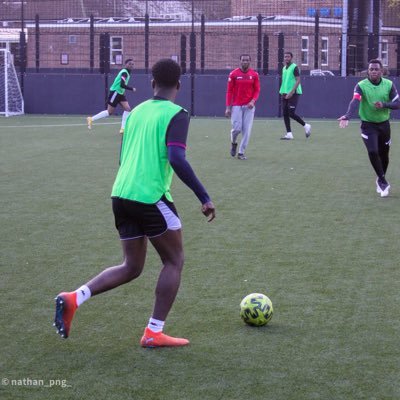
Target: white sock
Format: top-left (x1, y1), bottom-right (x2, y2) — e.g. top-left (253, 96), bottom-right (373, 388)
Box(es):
top-left (75, 285), bottom-right (91, 307)
top-left (92, 110), bottom-right (109, 122)
top-left (147, 317), bottom-right (165, 333)
top-left (121, 111), bottom-right (130, 129)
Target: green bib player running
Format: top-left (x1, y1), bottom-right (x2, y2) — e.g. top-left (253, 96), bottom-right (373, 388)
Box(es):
top-left (338, 59), bottom-right (400, 197)
top-left (87, 59), bottom-right (136, 134)
top-left (54, 59), bottom-right (216, 348)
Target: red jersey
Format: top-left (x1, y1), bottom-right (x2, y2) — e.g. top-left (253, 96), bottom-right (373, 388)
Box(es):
top-left (226, 68), bottom-right (260, 106)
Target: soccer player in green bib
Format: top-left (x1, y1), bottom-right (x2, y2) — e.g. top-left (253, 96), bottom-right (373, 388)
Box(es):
top-left (279, 52), bottom-right (311, 140)
top-left (338, 59), bottom-right (400, 197)
top-left (87, 58), bottom-right (136, 134)
top-left (54, 59), bottom-right (216, 347)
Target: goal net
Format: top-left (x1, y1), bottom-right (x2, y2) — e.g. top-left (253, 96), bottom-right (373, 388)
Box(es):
top-left (0, 49), bottom-right (24, 117)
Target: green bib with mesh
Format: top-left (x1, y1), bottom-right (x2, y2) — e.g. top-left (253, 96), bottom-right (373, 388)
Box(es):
top-left (111, 99), bottom-right (183, 204)
top-left (110, 68), bottom-right (130, 95)
top-left (279, 63), bottom-right (302, 95)
top-left (358, 78), bottom-right (392, 123)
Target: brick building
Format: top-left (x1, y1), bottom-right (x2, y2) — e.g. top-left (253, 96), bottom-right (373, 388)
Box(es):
top-left (1, 0), bottom-right (400, 75)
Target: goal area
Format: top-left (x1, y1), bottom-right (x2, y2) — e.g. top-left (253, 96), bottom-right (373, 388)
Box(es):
top-left (0, 49), bottom-right (24, 117)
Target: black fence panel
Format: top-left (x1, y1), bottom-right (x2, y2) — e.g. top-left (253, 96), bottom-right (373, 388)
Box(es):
top-left (22, 72), bottom-right (400, 120)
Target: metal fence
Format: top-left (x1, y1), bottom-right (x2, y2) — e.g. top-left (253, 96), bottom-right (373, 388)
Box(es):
top-left (1, 0), bottom-right (400, 76)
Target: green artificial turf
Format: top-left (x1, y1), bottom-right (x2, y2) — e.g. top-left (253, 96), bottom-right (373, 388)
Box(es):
top-left (1, 115), bottom-right (399, 400)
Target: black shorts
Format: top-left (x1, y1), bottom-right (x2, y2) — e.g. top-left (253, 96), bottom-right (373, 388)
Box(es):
top-left (281, 93), bottom-right (300, 108)
top-left (108, 91), bottom-right (127, 107)
top-left (112, 196), bottom-right (182, 240)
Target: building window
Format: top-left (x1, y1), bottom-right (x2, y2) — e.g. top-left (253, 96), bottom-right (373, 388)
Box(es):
top-left (110, 36), bottom-right (123, 65)
top-left (381, 40), bottom-right (388, 66)
top-left (301, 36), bottom-right (309, 66)
top-left (321, 37), bottom-right (328, 66)
top-left (60, 53), bottom-right (69, 65)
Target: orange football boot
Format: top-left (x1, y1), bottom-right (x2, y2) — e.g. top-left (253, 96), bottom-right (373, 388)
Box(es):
top-left (140, 327), bottom-right (189, 348)
top-left (53, 292), bottom-right (77, 339)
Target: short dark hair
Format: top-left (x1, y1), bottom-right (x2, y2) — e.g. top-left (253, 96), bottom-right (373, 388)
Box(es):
top-left (152, 58), bottom-right (181, 88)
top-left (125, 58), bottom-right (133, 65)
top-left (368, 59), bottom-right (383, 68)
top-left (240, 54), bottom-right (251, 61)
top-left (284, 52), bottom-right (293, 58)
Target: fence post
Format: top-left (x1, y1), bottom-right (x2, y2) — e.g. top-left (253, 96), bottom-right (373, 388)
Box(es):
top-left (99, 33), bottom-right (110, 104)
top-left (370, 0), bottom-right (381, 61)
top-left (278, 32), bottom-right (284, 74)
top-left (277, 32), bottom-right (284, 117)
top-left (341, 0), bottom-right (349, 77)
top-left (190, 31), bottom-right (196, 116)
top-left (19, 0), bottom-right (26, 94)
top-left (35, 14), bottom-right (39, 72)
top-left (19, 31), bottom-right (26, 94)
top-left (99, 33), bottom-right (110, 74)
top-left (189, 0), bottom-right (196, 115)
top-left (200, 14), bottom-right (205, 74)
top-left (90, 15), bottom-right (94, 72)
top-left (263, 34), bottom-right (269, 75)
top-left (180, 34), bottom-right (187, 74)
top-left (257, 14), bottom-right (262, 72)
top-left (314, 11), bottom-right (319, 69)
top-left (145, 13), bottom-right (149, 74)
top-left (190, 32), bottom-right (196, 72)
top-left (397, 35), bottom-right (400, 76)
top-left (367, 33), bottom-right (375, 61)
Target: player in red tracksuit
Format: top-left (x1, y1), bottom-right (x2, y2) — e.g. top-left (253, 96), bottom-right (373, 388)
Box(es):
top-left (225, 54), bottom-right (260, 160)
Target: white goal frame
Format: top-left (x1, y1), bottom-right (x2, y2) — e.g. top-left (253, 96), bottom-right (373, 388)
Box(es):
top-left (0, 49), bottom-right (24, 117)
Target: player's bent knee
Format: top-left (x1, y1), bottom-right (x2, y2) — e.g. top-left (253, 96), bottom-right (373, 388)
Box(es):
top-left (123, 262), bottom-right (144, 281)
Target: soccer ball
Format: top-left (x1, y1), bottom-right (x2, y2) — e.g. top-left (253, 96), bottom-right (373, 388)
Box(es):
top-left (240, 293), bottom-right (273, 326)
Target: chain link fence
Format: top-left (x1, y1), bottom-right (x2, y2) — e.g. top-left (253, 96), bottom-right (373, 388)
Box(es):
top-left (1, 0), bottom-right (400, 76)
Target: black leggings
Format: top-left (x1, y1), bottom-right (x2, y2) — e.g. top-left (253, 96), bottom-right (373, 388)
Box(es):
top-left (361, 120), bottom-right (391, 179)
top-left (282, 94), bottom-right (305, 132)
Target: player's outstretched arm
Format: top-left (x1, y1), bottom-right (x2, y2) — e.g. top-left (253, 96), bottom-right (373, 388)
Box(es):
top-left (338, 95), bottom-right (361, 128)
top-left (337, 116), bottom-right (349, 128)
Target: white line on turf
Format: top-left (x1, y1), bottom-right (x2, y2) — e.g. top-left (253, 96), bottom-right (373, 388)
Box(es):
top-left (1, 119), bottom-right (399, 129)
top-left (0, 122), bottom-right (120, 129)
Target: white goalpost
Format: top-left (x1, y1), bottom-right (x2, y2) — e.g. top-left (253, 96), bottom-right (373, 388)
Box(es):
top-left (0, 49), bottom-right (24, 117)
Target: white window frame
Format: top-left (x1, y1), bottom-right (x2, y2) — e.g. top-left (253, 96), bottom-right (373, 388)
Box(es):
top-left (380, 40), bottom-right (388, 67)
top-left (110, 36), bottom-right (123, 65)
top-left (301, 36), bottom-right (309, 66)
top-left (321, 37), bottom-right (329, 66)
